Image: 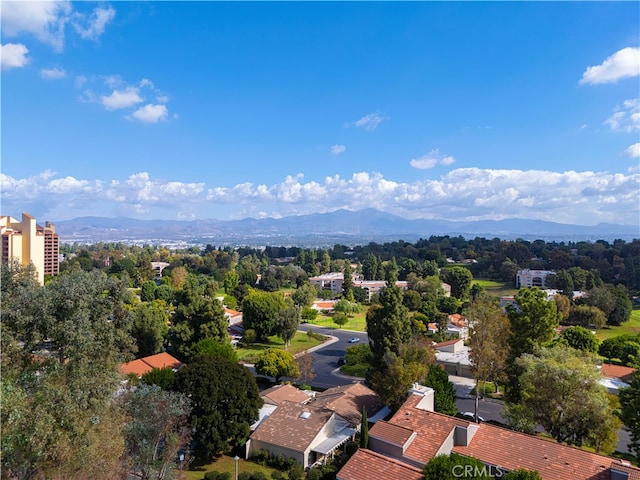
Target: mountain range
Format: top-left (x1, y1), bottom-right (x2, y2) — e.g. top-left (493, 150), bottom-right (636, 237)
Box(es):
top-left (53, 209), bottom-right (639, 246)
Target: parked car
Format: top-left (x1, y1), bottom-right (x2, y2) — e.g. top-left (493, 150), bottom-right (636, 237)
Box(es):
top-left (348, 337), bottom-right (360, 343)
top-left (337, 357), bottom-right (346, 366)
top-left (459, 411), bottom-right (485, 422)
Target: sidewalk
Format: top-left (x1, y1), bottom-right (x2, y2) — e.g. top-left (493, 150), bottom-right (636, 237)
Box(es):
top-left (448, 375), bottom-right (477, 399)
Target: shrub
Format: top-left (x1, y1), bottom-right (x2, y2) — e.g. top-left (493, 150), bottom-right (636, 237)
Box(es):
top-left (204, 472), bottom-right (231, 480)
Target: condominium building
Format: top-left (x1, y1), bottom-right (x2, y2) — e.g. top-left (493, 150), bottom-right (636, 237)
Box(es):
top-left (1, 212), bottom-right (59, 284)
top-left (515, 268), bottom-right (555, 289)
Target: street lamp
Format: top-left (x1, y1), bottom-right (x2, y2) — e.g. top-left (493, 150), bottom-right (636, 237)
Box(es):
top-left (234, 455), bottom-right (239, 480)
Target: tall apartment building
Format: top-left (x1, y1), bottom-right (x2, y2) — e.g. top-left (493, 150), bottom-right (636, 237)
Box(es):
top-left (1, 212), bottom-right (59, 285)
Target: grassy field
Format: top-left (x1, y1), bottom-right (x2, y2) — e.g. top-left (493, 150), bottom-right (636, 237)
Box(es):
top-left (472, 279), bottom-right (518, 297)
top-left (236, 330), bottom-right (327, 362)
top-left (595, 307), bottom-right (640, 341)
top-left (306, 307), bottom-right (369, 332)
top-left (186, 453), bottom-right (278, 480)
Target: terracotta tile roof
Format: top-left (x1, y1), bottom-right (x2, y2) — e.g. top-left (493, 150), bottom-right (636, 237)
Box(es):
top-left (314, 383), bottom-right (386, 426)
top-left (250, 401), bottom-right (335, 452)
top-left (601, 363), bottom-right (637, 383)
top-left (337, 449), bottom-right (423, 480)
top-left (368, 420), bottom-right (415, 448)
top-left (261, 384), bottom-right (311, 406)
top-left (119, 352), bottom-right (182, 376)
top-left (390, 394), bottom-right (469, 462)
top-left (378, 393), bottom-right (626, 480)
top-left (434, 338), bottom-right (464, 348)
top-left (448, 313), bottom-right (467, 327)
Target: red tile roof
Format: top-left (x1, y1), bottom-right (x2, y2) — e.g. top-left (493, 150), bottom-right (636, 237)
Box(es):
top-left (314, 383), bottom-right (386, 427)
top-left (261, 384), bottom-right (311, 406)
top-left (368, 420), bottom-right (415, 447)
top-left (601, 363), bottom-right (637, 383)
top-left (374, 393), bottom-right (630, 480)
top-left (337, 449), bottom-right (423, 480)
top-left (250, 401), bottom-right (335, 453)
top-left (119, 352), bottom-right (182, 377)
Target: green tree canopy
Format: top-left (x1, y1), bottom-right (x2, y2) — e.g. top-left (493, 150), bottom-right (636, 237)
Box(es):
top-left (560, 326), bottom-right (600, 353)
top-left (515, 345), bottom-right (617, 447)
top-left (423, 364), bottom-right (457, 416)
top-left (242, 289), bottom-right (288, 341)
top-left (172, 355), bottom-right (262, 458)
top-left (423, 453), bottom-right (493, 480)
top-left (120, 383), bottom-right (192, 480)
top-left (254, 348), bottom-right (300, 383)
top-left (440, 266), bottom-right (473, 299)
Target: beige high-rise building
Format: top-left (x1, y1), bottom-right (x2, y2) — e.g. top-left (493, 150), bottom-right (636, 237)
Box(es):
top-left (1, 212), bottom-right (59, 285)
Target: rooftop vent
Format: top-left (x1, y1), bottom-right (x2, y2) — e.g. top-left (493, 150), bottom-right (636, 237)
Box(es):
top-left (300, 412), bottom-right (311, 419)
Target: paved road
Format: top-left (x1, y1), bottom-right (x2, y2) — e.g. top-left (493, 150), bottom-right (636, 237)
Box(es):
top-left (294, 330), bottom-right (633, 455)
top-left (297, 324), bottom-right (367, 389)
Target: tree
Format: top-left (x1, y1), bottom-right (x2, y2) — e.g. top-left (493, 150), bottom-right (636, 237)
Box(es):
top-left (141, 367), bottom-right (175, 390)
top-left (599, 334), bottom-right (640, 366)
top-left (423, 453), bottom-right (493, 480)
top-left (301, 307), bottom-right (318, 323)
top-left (466, 293), bottom-right (510, 417)
top-left (333, 299), bottom-right (362, 316)
top-left (366, 263), bottom-right (411, 367)
top-left (360, 407), bottom-right (369, 448)
top-left (254, 348), bottom-right (300, 383)
top-left (505, 287), bottom-right (561, 402)
top-left (189, 338), bottom-right (238, 363)
top-left (172, 355), bottom-right (262, 458)
top-left (140, 280), bottom-right (158, 302)
top-left (131, 301), bottom-right (170, 357)
top-left (619, 372), bottom-right (640, 462)
top-left (171, 275), bottom-right (229, 358)
top-left (342, 261), bottom-right (355, 302)
top-left (121, 383), bottom-right (192, 480)
top-left (242, 290), bottom-right (288, 341)
top-left (333, 312), bottom-right (349, 328)
top-left (291, 283), bottom-right (317, 308)
top-left (608, 284), bottom-right (633, 326)
top-left (515, 346), bottom-right (617, 446)
top-left (503, 470), bottom-right (543, 480)
top-left (224, 270), bottom-right (239, 295)
top-left (440, 266), bottom-right (473, 299)
top-left (423, 364), bottom-right (457, 416)
top-left (566, 304), bottom-right (607, 329)
top-left (296, 351), bottom-right (316, 386)
top-left (560, 326), bottom-right (600, 353)
top-left (276, 305), bottom-right (301, 349)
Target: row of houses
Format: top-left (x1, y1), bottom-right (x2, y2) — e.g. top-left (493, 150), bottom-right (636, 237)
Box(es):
top-left (338, 389), bottom-right (640, 480)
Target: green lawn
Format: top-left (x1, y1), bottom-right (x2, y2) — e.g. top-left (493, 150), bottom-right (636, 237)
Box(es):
top-left (236, 330), bottom-right (328, 362)
top-left (186, 453), bottom-right (278, 480)
top-left (472, 279), bottom-right (518, 297)
top-left (595, 308), bottom-right (640, 341)
top-left (306, 309), bottom-right (368, 332)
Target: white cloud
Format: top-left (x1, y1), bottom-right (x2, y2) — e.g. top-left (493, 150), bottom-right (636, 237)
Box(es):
top-left (0, 1), bottom-right (71, 51)
top-left (2, 168), bottom-right (639, 226)
top-left (604, 98), bottom-right (640, 132)
top-left (350, 113), bottom-right (387, 131)
top-left (1, 43), bottom-right (30, 69)
top-left (580, 47), bottom-right (640, 85)
top-left (130, 104), bottom-right (169, 123)
top-left (622, 143), bottom-right (640, 158)
top-left (40, 66), bottom-right (66, 79)
top-left (331, 144), bottom-right (346, 155)
top-left (410, 149), bottom-right (456, 169)
top-left (101, 87), bottom-right (143, 110)
top-left (1, 2), bottom-right (114, 52)
top-left (72, 6), bottom-right (115, 41)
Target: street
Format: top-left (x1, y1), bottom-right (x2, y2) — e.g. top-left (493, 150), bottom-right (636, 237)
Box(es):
top-left (295, 325), bottom-right (633, 455)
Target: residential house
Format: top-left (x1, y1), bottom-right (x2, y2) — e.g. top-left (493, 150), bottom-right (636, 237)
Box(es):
top-left (246, 400), bottom-right (352, 469)
top-left (252, 384), bottom-right (314, 431)
top-left (246, 383), bottom-right (388, 469)
top-left (338, 392), bottom-right (640, 480)
top-left (119, 352), bottom-right (183, 377)
top-left (599, 363), bottom-right (637, 394)
top-left (433, 338), bottom-right (473, 378)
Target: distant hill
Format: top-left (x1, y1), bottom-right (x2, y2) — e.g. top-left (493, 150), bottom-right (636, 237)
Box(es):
top-left (53, 208), bottom-right (640, 246)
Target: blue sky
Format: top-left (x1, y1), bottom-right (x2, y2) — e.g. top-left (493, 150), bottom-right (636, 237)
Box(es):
top-left (2, 1), bottom-right (639, 227)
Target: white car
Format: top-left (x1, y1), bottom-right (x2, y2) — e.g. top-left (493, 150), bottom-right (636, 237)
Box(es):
top-left (460, 411), bottom-right (485, 422)
top-left (348, 337), bottom-right (360, 343)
